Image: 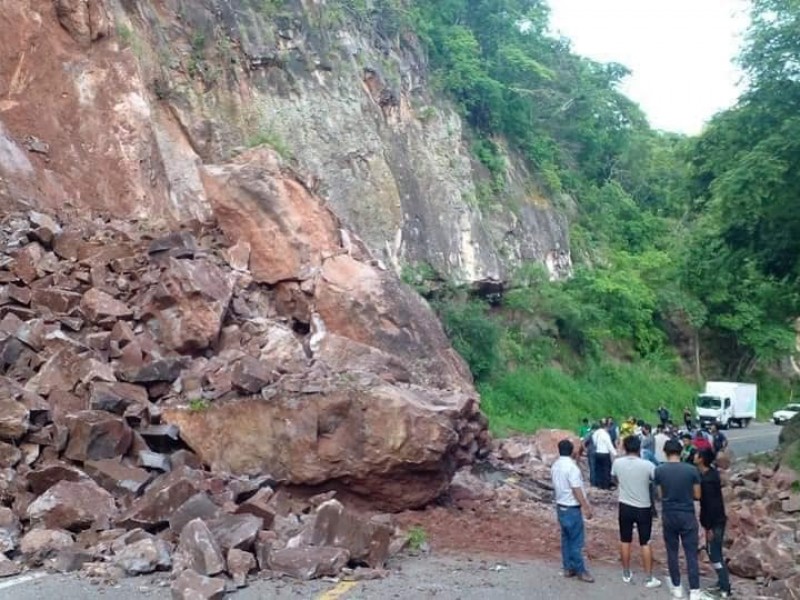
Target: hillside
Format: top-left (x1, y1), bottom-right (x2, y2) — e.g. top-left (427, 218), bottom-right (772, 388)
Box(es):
top-left (0, 1), bottom-right (798, 429)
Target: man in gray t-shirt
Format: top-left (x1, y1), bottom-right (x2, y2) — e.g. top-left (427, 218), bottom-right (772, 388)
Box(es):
top-left (611, 435), bottom-right (661, 588)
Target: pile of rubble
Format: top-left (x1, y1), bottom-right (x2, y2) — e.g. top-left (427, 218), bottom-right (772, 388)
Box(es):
top-left (0, 205), bottom-right (486, 595)
top-left (723, 463), bottom-right (800, 597)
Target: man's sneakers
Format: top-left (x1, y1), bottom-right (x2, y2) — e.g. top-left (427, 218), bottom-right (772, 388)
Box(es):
top-left (622, 569), bottom-right (632, 583)
top-left (644, 576), bottom-right (662, 589)
top-left (670, 584), bottom-right (686, 599)
top-left (577, 572), bottom-right (595, 583)
top-left (559, 569), bottom-right (576, 578)
top-left (688, 590), bottom-right (717, 600)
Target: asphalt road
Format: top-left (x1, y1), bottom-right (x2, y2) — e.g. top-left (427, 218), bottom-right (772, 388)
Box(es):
top-left (0, 422), bottom-right (784, 600)
top-left (723, 421), bottom-right (782, 458)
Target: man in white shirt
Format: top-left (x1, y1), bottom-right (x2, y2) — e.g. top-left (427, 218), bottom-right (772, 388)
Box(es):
top-left (551, 439), bottom-right (594, 583)
top-left (654, 425), bottom-right (670, 464)
top-left (592, 421), bottom-right (617, 489)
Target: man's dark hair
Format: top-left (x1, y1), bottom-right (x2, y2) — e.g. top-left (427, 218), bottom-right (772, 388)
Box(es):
top-left (582, 418), bottom-right (589, 424)
top-left (681, 432), bottom-right (692, 440)
top-left (623, 434), bottom-right (641, 454)
top-left (664, 439), bottom-right (683, 456)
top-left (558, 439), bottom-right (574, 457)
top-left (697, 448), bottom-right (715, 467)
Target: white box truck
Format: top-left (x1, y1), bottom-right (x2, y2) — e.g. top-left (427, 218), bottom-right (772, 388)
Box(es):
top-left (696, 381), bottom-right (757, 429)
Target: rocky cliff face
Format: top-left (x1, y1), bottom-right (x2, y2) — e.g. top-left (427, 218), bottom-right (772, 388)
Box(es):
top-left (0, 0), bottom-right (571, 285)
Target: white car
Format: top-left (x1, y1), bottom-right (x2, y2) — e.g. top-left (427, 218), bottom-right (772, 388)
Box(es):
top-left (773, 403), bottom-right (800, 425)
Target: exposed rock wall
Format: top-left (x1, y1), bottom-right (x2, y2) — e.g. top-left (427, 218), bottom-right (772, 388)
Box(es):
top-left (0, 0), bottom-right (571, 285)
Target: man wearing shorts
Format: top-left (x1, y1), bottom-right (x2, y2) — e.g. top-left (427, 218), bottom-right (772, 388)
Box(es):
top-left (611, 435), bottom-right (662, 589)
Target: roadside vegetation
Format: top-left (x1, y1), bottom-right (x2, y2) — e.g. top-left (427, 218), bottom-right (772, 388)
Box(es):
top-left (400, 0), bottom-right (799, 434)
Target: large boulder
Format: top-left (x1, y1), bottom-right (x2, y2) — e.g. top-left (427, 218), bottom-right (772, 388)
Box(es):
top-left (163, 376), bottom-right (478, 510)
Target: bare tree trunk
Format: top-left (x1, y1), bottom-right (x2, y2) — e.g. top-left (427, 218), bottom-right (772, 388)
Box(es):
top-left (694, 329), bottom-right (702, 384)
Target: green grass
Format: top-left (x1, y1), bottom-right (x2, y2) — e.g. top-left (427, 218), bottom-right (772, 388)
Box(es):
top-left (407, 526), bottom-right (428, 552)
top-left (479, 361), bottom-right (696, 436)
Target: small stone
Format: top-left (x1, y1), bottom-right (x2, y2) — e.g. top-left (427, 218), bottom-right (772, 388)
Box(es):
top-left (64, 410), bottom-right (132, 462)
top-left (114, 538), bottom-right (172, 574)
top-left (169, 493), bottom-right (221, 535)
top-left (0, 507), bottom-right (21, 553)
top-left (206, 513), bottom-right (262, 553)
top-left (80, 288), bottom-right (133, 323)
top-left (0, 555), bottom-right (22, 578)
top-left (226, 548), bottom-right (256, 587)
top-left (267, 547), bottom-right (350, 580)
top-left (171, 569), bottom-right (225, 600)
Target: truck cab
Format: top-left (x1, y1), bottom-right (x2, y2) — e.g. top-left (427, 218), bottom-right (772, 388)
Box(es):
top-left (696, 394), bottom-right (732, 429)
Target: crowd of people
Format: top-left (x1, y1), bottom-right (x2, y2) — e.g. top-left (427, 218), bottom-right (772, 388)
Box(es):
top-left (552, 405), bottom-right (731, 600)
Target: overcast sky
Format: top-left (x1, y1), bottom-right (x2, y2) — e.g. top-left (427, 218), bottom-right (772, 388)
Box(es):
top-left (547, 0), bottom-right (751, 135)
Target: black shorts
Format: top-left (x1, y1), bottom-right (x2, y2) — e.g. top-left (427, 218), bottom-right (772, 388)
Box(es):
top-left (618, 503), bottom-right (653, 545)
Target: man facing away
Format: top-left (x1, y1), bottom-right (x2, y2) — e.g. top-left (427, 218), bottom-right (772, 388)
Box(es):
top-left (654, 425), bottom-right (670, 464)
top-left (658, 405), bottom-right (670, 428)
top-left (655, 439), bottom-right (709, 600)
top-left (611, 435), bottom-right (662, 589)
top-left (551, 439), bottom-right (594, 583)
top-left (695, 449), bottom-right (731, 598)
top-left (592, 421), bottom-right (617, 489)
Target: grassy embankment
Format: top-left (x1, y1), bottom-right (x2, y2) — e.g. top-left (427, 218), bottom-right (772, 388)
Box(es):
top-left (478, 363), bottom-right (794, 437)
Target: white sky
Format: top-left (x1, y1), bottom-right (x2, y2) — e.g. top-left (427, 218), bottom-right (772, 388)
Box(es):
top-left (547, 0), bottom-right (751, 135)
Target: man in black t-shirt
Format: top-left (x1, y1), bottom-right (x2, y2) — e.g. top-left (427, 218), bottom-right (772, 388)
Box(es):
top-left (654, 439), bottom-right (702, 600)
top-left (695, 449), bottom-right (731, 597)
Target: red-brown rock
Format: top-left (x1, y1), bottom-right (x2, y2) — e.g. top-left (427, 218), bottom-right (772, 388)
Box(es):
top-left (206, 513), bottom-right (262, 553)
top-left (80, 288), bottom-right (132, 323)
top-left (175, 518), bottom-right (225, 576)
top-left (113, 537), bottom-right (172, 574)
top-left (0, 396), bottom-right (28, 441)
top-left (144, 258), bottom-right (233, 353)
top-left (85, 459), bottom-right (151, 495)
top-left (234, 487), bottom-right (276, 527)
top-left (0, 442), bottom-right (21, 469)
top-left (310, 499), bottom-right (392, 568)
top-left (169, 493), bottom-right (221, 535)
top-left (90, 381), bottom-right (149, 415)
top-left (19, 529), bottom-right (74, 556)
top-left (171, 569), bottom-right (226, 600)
top-left (27, 479), bottom-right (117, 531)
top-left (231, 356), bottom-right (274, 394)
top-left (64, 410), bottom-right (132, 462)
top-left (27, 464), bottom-right (89, 495)
top-left (30, 288), bottom-right (82, 314)
top-left (117, 467), bottom-right (203, 530)
top-left (226, 548), bottom-right (256, 587)
top-left (267, 547), bottom-right (350, 580)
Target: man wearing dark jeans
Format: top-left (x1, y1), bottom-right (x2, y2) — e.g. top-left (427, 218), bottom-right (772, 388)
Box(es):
top-left (551, 439), bottom-right (594, 583)
top-left (655, 439), bottom-right (706, 600)
top-left (695, 449), bottom-right (731, 598)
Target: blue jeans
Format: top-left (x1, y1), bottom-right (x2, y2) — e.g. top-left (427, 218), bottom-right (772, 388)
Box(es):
top-left (706, 524), bottom-right (731, 593)
top-left (663, 512), bottom-right (699, 590)
top-left (557, 505), bottom-right (586, 575)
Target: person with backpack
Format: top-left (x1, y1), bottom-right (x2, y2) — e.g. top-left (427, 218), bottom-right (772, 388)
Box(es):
top-left (654, 439), bottom-right (710, 600)
top-left (657, 405), bottom-right (670, 428)
top-left (694, 449), bottom-right (731, 598)
top-left (583, 423), bottom-right (599, 487)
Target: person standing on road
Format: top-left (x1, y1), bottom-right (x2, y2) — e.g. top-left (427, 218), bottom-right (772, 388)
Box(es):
top-left (709, 424), bottom-right (728, 457)
top-left (551, 439), bottom-right (594, 583)
top-left (583, 423), bottom-right (599, 487)
top-left (683, 407), bottom-right (693, 430)
top-left (658, 405), bottom-right (670, 428)
top-left (654, 425), bottom-right (670, 465)
top-left (611, 435), bottom-right (662, 589)
top-left (654, 439), bottom-right (708, 600)
top-left (592, 421), bottom-right (617, 489)
top-left (694, 449), bottom-right (731, 598)
top-left (640, 423), bottom-right (657, 465)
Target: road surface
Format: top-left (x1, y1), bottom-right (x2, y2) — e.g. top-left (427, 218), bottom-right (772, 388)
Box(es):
top-left (0, 555), bottom-right (728, 600)
top-left (724, 421), bottom-right (782, 458)
top-left (0, 422), bottom-right (784, 600)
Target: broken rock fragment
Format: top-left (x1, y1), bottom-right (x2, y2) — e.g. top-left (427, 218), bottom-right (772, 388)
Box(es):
top-left (175, 518), bottom-right (225, 576)
top-left (114, 537), bottom-right (172, 574)
top-left (64, 410), bottom-right (132, 462)
top-left (268, 547), bottom-right (350, 580)
top-left (80, 288), bottom-right (133, 323)
top-left (0, 506), bottom-right (20, 553)
top-left (26, 479), bottom-right (117, 531)
top-left (0, 396), bottom-right (28, 441)
top-left (226, 548), bottom-right (256, 587)
top-left (171, 569), bottom-right (226, 600)
top-left (19, 528), bottom-right (74, 556)
top-left (311, 499), bottom-right (392, 568)
top-left (206, 513), bottom-right (262, 552)
top-left (169, 493), bottom-right (221, 535)
top-left (118, 467), bottom-right (202, 530)
top-left (84, 459), bottom-right (151, 495)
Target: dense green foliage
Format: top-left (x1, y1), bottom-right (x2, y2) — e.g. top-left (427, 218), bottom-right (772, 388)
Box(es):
top-left (400, 0), bottom-right (800, 431)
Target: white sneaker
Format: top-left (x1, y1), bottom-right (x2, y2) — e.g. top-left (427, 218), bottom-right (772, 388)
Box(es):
top-left (670, 584), bottom-right (685, 599)
top-left (645, 576), bottom-right (662, 589)
top-left (689, 590), bottom-right (714, 600)
top-left (622, 570), bottom-right (632, 583)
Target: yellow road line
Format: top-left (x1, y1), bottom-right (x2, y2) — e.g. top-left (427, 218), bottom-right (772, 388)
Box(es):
top-left (316, 581), bottom-right (358, 600)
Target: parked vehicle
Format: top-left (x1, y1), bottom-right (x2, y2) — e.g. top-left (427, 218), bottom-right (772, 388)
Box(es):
top-left (696, 381), bottom-right (758, 429)
top-left (772, 403), bottom-right (800, 425)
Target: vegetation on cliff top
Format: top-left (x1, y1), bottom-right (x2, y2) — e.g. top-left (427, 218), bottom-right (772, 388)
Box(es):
top-left (398, 0), bottom-right (800, 431)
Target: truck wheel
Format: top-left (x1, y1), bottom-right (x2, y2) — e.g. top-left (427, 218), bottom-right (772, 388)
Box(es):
top-left (744, 418), bottom-right (751, 428)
